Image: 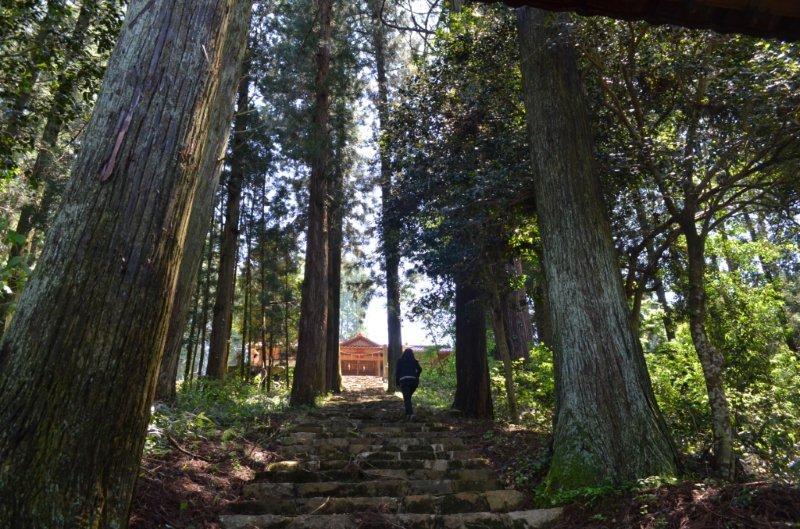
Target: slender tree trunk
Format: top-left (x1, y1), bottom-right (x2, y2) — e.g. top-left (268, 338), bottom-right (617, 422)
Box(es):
top-left (240, 222), bottom-right (252, 377)
top-left (184, 281), bottom-right (202, 383)
top-left (517, 7), bottom-right (677, 488)
top-left (208, 69), bottom-right (250, 379)
top-left (370, 2), bottom-right (403, 393)
top-left (325, 130), bottom-right (344, 393)
top-left (684, 224), bottom-right (736, 478)
top-left (531, 268), bottom-right (554, 350)
top-left (0, 2), bottom-right (251, 526)
top-left (489, 283), bottom-right (519, 422)
top-left (284, 252), bottom-right (292, 388)
top-left (198, 211), bottom-right (221, 379)
top-left (654, 277), bottom-right (676, 341)
top-left (291, 0), bottom-right (333, 406)
top-left (267, 331), bottom-right (275, 392)
top-left (452, 278), bottom-right (493, 419)
top-left (0, 0), bottom-right (96, 331)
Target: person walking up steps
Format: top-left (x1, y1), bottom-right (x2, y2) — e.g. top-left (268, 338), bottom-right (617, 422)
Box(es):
top-left (395, 348), bottom-right (422, 419)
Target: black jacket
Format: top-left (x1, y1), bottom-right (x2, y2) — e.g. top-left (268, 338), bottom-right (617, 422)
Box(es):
top-left (395, 353), bottom-right (422, 386)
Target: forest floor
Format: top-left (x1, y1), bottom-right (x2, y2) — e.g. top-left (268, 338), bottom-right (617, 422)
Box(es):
top-left (129, 377), bottom-right (800, 529)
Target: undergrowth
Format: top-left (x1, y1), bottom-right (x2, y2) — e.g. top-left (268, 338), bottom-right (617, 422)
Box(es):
top-left (144, 374), bottom-right (289, 456)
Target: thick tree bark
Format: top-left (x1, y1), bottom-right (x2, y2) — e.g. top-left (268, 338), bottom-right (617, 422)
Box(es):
top-left (0, 1), bottom-right (251, 527)
top-left (452, 278), bottom-right (493, 419)
top-left (154, 18), bottom-right (248, 400)
top-left (0, 0), bottom-right (97, 332)
top-left (370, 3), bottom-right (403, 393)
top-left (208, 70), bottom-right (250, 379)
top-left (291, 0), bottom-right (333, 406)
top-left (684, 224), bottom-right (736, 478)
top-left (517, 7), bottom-right (677, 488)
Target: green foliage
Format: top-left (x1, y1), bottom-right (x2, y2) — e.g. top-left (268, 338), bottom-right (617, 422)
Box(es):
top-left (414, 344), bottom-right (555, 428)
top-left (144, 376), bottom-right (288, 456)
top-left (489, 347), bottom-right (554, 428)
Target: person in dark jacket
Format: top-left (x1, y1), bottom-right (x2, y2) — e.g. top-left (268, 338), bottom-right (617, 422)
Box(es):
top-left (395, 348), bottom-right (422, 418)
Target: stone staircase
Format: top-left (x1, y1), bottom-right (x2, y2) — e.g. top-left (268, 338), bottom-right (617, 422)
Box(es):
top-left (220, 380), bottom-right (561, 528)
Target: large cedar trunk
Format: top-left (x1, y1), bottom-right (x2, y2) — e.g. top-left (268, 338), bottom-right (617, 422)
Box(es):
top-left (154, 17), bottom-right (249, 402)
top-left (0, 1), bottom-right (251, 527)
top-left (207, 70), bottom-right (251, 379)
top-left (452, 279), bottom-right (493, 419)
top-left (0, 0), bottom-right (97, 332)
top-left (370, 3), bottom-right (403, 393)
top-left (325, 118), bottom-right (345, 394)
top-left (291, 0), bottom-right (332, 406)
top-left (516, 7), bottom-right (677, 488)
top-left (684, 225), bottom-right (735, 478)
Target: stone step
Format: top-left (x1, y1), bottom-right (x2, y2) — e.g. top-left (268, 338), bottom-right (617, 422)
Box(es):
top-left (265, 457), bottom-right (491, 473)
top-left (281, 429), bottom-right (464, 441)
top-left (278, 436), bottom-right (466, 449)
top-left (244, 477), bottom-right (501, 500)
top-left (228, 489), bottom-right (527, 516)
top-left (220, 508), bottom-right (563, 529)
top-left (287, 423), bottom-right (455, 434)
top-left (279, 447), bottom-right (480, 461)
top-left (255, 467), bottom-right (497, 483)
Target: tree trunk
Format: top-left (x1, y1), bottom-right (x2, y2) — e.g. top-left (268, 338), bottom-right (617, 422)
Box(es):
top-left (291, 0), bottom-right (332, 406)
top-left (208, 69), bottom-right (250, 380)
top-left (0, 2), bottom-right (251, 526)
top-left (489, 283), bottom-right (519, 422)
top-left (370, 3), bottom-right (403, 393)
top-left (684, 224), bottom-right (736, 478)
top-left (155, 19), bottom-right (248, 398)
top-left (531, 267), bottom-right (554, 349)
top-left (452, 278), bottom-right (493, 419)
top-left (0, 0), bottom-right (96, 332)
top-left (197, 217), bottom-right (219, 379)
top-left (184, 278), bottom-right (202, 383)
top-left (503, 259), bottom-right (533, 360)
top-left (240, 221), bottom-right (252, 377)
top-left (325, 125), bottom-right (344, 394)
top-left (654, 277), bottom-right (676, 341)
top-left (516, 7), bottom-right (677, 489)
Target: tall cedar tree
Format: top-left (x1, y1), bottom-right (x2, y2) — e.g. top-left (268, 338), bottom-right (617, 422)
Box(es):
top-left (291, 0), bottom-right (333, 405)
top-left (516, 7), bottom-right (678, 488)
top-left (370, 0), bottom-right (403, 393)
top-left (0, 1), bottom-right (251, 526)
top-left (208, 65), bottom-right (252, 379)
top-left (452, 278), bottom-right (493, 418)
top-left (325, 100), bottom-right (348, 393)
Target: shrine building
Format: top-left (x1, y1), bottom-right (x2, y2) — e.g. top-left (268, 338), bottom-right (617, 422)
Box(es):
top-left (339, 333), bottom-right (387, 378)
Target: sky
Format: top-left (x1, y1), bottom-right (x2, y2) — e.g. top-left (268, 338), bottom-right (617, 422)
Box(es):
top-left (343, 0), bottom-right (445, 348)
top-left (362, 294), bottom-right (433, 346)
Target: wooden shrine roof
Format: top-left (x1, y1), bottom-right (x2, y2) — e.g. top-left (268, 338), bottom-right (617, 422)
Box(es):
top-left (340, 333), bottom-right (384, 350)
